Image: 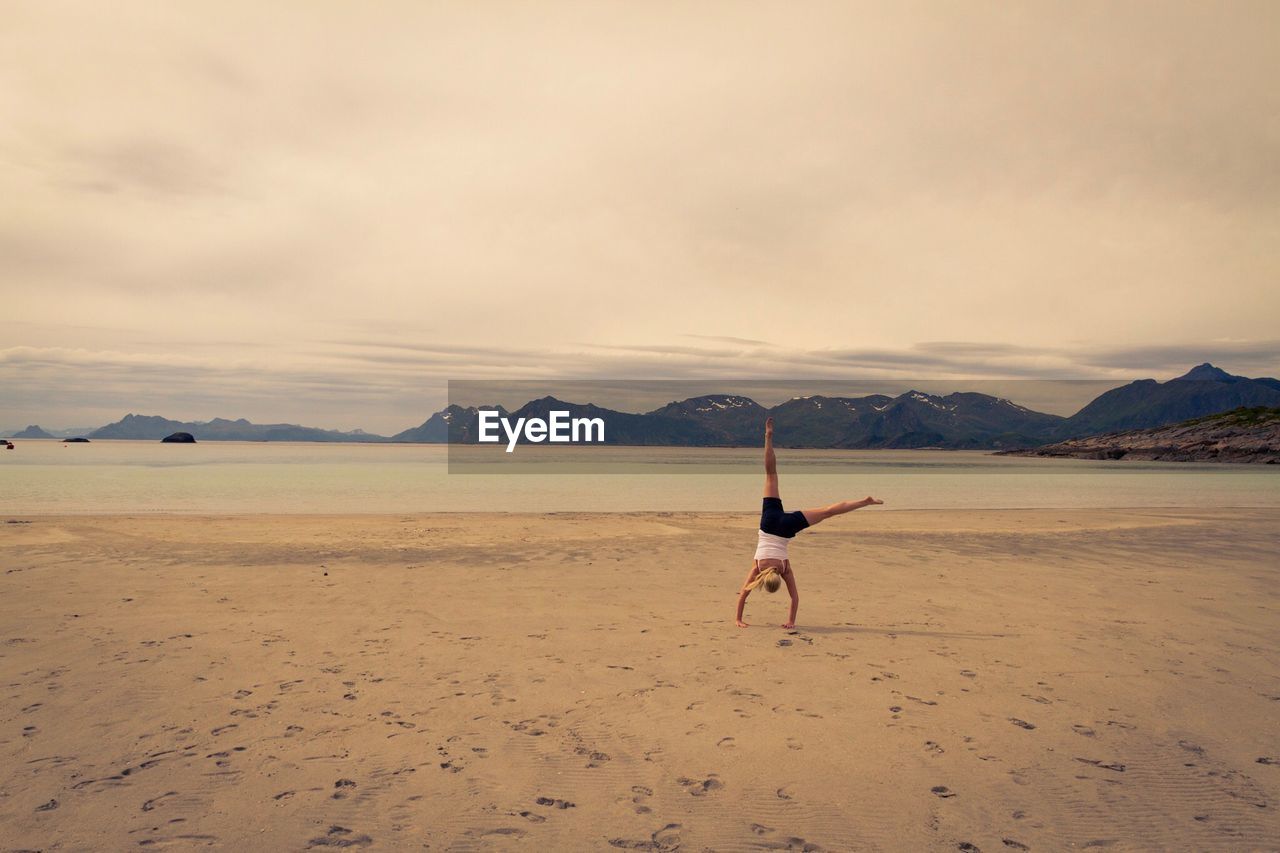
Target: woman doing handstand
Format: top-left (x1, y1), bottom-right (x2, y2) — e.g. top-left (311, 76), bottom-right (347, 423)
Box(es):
top-left (735, 417), bottom-right (883, 629)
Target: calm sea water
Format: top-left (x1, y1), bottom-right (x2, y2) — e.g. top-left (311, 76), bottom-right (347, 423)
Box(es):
top-left (1, 440), bottom-right (1277, 514)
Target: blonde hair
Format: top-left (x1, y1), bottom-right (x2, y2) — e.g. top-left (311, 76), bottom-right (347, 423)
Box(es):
top-left (744, 565), bottom-right (783, 594)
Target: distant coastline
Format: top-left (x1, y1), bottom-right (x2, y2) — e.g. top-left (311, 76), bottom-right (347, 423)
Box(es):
top-left (7, 364), bottom-right (1280, 456)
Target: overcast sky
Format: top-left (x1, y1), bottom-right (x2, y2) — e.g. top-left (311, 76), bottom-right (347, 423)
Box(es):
top-left (3, 1), bottom-right (1277, 433)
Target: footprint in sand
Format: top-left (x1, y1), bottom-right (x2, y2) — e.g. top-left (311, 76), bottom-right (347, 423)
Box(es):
top-left (509, 718), bottom-right (548, 736)
top-left (629, 785), bottom-right (653, 814)
top-left (572, 745), bottom-right (611, 767)
top-left (931, 785), bottom-right (956, 798)
top-left (535, 796), bottom-right (576, 809)
top-left (748, 823), bottom-right (825, 851)
top-left (142, 791), bottom-right (178, 812)
top-left (307, 826), bottom-right (372, 848)
top-left (678, 775), bottom-right (723, 797)
top-left (608, 823), bottom-right (682, 850)
top-left (1008, 718), bottom-right (1036, 730)
top-left (206, 749), bottom-right (242, 768)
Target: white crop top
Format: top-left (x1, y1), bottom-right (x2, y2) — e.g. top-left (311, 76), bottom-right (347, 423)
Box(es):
top-left (754, 529), bottom-right (790, 561)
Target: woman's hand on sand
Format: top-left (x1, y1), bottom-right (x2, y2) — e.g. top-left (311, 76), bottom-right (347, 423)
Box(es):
top-left (736, 619), bottom-right (749, 628)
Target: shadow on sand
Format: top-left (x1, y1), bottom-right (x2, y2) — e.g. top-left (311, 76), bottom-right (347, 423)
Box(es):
top-left (798, 625), bottom-right (1016, 640)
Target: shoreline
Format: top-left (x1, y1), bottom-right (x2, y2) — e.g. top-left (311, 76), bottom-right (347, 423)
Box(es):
top-left (5, 503), bottom-right (1279, 517)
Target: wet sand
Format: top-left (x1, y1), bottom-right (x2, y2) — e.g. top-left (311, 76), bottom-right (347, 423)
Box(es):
top-left (1, 509), bottom-right (1277, 851)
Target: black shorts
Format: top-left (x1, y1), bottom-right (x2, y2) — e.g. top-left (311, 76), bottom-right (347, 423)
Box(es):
top-left (760, 497), bottom-right (810, 539)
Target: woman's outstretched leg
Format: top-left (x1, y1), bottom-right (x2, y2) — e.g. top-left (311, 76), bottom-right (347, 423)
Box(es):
top-left (763, 417), bottom-right (779, 498)
top-left (801, 496), bottom-right (883, 526)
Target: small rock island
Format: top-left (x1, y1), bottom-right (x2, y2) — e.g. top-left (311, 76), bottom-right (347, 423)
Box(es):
top-left (161, 432), bottom-right (197, 443)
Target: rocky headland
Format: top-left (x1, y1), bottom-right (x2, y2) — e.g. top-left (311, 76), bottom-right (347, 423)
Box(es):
top-left (1000, 407), bottom-right (1280, 463)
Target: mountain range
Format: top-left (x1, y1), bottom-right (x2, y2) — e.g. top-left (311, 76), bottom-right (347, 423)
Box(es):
top-left (398, 390), bottom-right (1064, 449)
top-left (9, 425), bottom-right (56, 439)
top-left (86, 414), bottom-right (379, 443)
top-left (5, 424), bottom-right (97, 439)
top-left (392, 364), bottom-right (1280, 449)
top-left (7, 364), bottom-right (1280, 450)
top-left (1052, 363), bottom-right (1280, 436)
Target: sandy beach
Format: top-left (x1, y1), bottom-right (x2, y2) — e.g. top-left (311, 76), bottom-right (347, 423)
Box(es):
top-left (1, 509), bottom-right (1277, 851)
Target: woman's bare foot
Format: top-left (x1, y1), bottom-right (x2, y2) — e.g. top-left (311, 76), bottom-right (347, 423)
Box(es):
top-left (765, 417), bottom-right (774, 437)
top-left (736, 619), bottom-right (750, 629)
top-left (864, 497), bottom-right (883, 505)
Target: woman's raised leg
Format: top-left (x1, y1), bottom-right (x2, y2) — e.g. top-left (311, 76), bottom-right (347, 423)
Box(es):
top-left (801, 496), bottom-right (883, 526)
top-left (763, 417), bottom-right (779, 498)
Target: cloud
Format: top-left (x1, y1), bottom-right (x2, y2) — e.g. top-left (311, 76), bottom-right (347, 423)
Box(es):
top-left (2, 3), bottom-right (1276, 429)
top-left (64, 137), bottom-right (229, 197)
top-left (1078, 340), bottom-right (1280, 376)
top-left (9, 335), bottom-right (1274, 434)
top-left (680, 334), bottom-right (774, 347)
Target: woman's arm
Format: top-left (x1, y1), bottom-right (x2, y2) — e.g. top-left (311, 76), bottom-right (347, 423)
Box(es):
top-left (736, 562), bottom-right (759, 628)
top-left (781, 560), bottom-right (799, 628)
